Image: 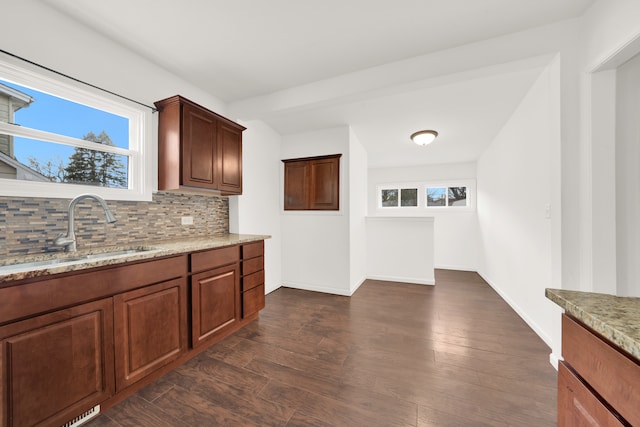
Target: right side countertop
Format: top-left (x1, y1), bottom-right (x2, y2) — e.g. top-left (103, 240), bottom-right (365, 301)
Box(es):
top-left (546, 288), bottom-right (640, 360)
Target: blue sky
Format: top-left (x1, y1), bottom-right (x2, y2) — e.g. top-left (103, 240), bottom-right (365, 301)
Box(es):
top-left (1, 79), bottom-right (128, 166)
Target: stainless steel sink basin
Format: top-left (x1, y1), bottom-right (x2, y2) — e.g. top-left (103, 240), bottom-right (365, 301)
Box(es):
top-left (0, 247), bottom-right (154, 273)
top-left (83, 248), bottom-right (151, 259)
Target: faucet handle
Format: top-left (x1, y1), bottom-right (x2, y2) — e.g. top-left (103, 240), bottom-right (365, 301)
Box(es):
top-left (53, 234), bottom-right (74, 247)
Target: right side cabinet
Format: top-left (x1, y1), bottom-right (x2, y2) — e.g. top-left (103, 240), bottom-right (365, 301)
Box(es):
top-left (282, 154), bottom-right (341, 210)
top-left (559, 314), bottom-right (640, 426)
top-left (241, 241), bottom-right (265, 318)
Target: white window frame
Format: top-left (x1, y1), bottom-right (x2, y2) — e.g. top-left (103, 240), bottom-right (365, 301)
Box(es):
top-left (377, 179), bottom-right (476, 213)
top-left (0, 58), bottom-right (153, 201)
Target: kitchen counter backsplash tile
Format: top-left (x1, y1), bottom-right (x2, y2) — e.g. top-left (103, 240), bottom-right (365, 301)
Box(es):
top-left (0, 191), bottom-right (229, 257)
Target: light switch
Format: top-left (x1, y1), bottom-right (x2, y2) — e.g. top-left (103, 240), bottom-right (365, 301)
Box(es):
top-left (181, 216), bottom-right (194, 225)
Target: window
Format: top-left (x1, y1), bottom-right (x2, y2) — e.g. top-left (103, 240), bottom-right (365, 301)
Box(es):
top-left (426, 186), bottom-right (467, 207)
top-left (380, 187), bottom-right (418, 208)
top-left (0, 59), bottom-right (152, 200)
top-left (378, 180), bottom-right (474, 212)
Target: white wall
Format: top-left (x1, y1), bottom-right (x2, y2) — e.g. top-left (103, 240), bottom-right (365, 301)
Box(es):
top-left (280, 126), bottom-right (352, 295)
top-left (477, 63), bottom-right (558, 349)
top-left (615, 53), bottom-right (640, 297)
top-left (348, 129), bottom-right (368, 293)
top-left (229, 120), bottom-right (282, 294)
top-left (366, 217), bottom-right (435, 284)
top-left (5, 1), bottom-right (227, 119)
top-left (368, 163), bottom-right (479, 271)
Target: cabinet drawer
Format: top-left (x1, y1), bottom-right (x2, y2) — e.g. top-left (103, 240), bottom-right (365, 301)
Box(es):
top-left (243, 284), bottom-right (265, 318)
top-left (242, 270), bottom-right (264, 292)
top-left (242, 241), bottom-right (264, 259)
top-left (558, 361), bottom-right (624, 426)
top-left (242, 256), bottom-right (264, 276)
top-left (191, 246), bottom-right (239, 273)
top-left (562, 315), bottom-right (640, 426)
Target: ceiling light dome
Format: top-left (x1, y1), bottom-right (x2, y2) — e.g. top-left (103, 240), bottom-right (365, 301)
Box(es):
top-left (411, 130), bottom-right (438, 146)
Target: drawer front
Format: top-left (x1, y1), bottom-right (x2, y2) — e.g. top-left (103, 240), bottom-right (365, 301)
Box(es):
top-left (242, 256), bottom-right (264, 276)
top-left (242, 241), bottom-right (264, 259)
top-left (242, 270), bottom-right (264, 292)
top-left (191, 245), bottom-right (239, 273)
top-left (243, 284), bottom-right (265, 318)
top-left (562, 314), bottom-right (640, 426)
top-left (558, 362), bottom-right (624, 427)
top-left (0, 255), bottom-right (186, 325)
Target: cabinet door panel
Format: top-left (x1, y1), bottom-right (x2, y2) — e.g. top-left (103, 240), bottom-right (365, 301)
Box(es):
top-left (284, 161), bottom-right (309, 210)
top-left (114, 279), bottom-right (187, 391)
top-left (309, 157), bottom-right (339, 210)
top-left (558, 362), bottom-right (625, 427)
top-left (192, 264), bottom-right (240, 347)
top-left (182, 103), bottom-right (217, 188)
top-left (243, 284), bottom-right (265, 318)
top-left (0, 299), bottom-right (114, 427)
top-left (218, 123), bottom-right (243, 194)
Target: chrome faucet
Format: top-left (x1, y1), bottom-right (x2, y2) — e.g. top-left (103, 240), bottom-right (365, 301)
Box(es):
top-left (53, 193), bottom-right (117, 252)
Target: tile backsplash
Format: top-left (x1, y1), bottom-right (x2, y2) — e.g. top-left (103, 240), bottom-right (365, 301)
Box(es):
top-left (0, 191), bottom-right (229, 257)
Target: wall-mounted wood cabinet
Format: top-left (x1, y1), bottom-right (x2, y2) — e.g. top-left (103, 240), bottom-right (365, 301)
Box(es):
top-left (282, 154), bottom-right (341, 210)
top-left (155, 95), bottom-right (245, 195)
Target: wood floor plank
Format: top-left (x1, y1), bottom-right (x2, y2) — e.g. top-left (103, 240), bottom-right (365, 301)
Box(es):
top-left (84, 270), bottom-right (557, 426)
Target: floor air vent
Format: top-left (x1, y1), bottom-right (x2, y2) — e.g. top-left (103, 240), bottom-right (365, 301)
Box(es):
top-left (61, 405), bottom-right (100, 427)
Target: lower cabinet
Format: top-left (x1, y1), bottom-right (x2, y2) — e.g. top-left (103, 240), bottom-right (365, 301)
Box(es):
top-left (113, 278), bottom-right (188, 391)
top-left (559, 314), bottom-right (639, 426)
top-left (191, 263), bottom-right (240, 347)
top-left (0, 299), bottom-right (114, 427)
top-left (0, 240), bottom-right (266, 427)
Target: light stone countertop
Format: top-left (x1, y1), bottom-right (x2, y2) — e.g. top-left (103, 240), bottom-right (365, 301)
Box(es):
top-left (546, 288), bottom-right (640, 361)
top-left (0, 233), bottom-right (270, 285)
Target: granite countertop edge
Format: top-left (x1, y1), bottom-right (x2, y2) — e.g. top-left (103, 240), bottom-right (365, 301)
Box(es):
top-left (546, 288), bottom-right (640, 361)
top-left (0, 233), bottom-right (271, 284)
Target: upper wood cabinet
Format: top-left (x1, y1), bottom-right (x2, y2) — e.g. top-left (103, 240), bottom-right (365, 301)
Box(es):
top-left (282, 154), bottom-right (341, 210)
top-left (155, 95), bottom-right (245, 195)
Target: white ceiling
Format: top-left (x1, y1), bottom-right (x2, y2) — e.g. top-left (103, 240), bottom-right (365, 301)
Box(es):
top-left (43, 0), bottom-right (595, 167)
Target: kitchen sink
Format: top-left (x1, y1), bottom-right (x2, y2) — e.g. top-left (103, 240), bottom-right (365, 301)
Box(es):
top-left (0, 247), bottom-right (155, 273)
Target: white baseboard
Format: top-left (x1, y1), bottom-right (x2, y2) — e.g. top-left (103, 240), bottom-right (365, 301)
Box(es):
top-left (435, 264), bottom-right (476, 272)
top-left (350, 276), bottom-right (367, 294)
top-left (280, 280), bottom-right (353, 296)
top-left (366, 275), bottom-right (435, 286)
top-left (549, 352), bottom-right (561, 371)
top-left (477, 270), bottom-right (552, 348)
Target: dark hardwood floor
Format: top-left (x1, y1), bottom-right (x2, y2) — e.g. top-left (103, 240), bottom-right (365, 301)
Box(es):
top-left (86, 270), bottom-right (557, 426)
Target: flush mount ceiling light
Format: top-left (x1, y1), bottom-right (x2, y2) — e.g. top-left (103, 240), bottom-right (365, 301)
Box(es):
top-left (410, 130), bottom-right (438, 146)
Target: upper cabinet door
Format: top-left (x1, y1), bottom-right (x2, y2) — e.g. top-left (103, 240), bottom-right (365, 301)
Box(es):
top-left (217, 122), bottom-right (243, 194)
top-left (182, 103), bottom-right (218, 188)
top-left (309, 156), bottom-right (340, 210)
top-left (283, 160), bottom-right (309, 210)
